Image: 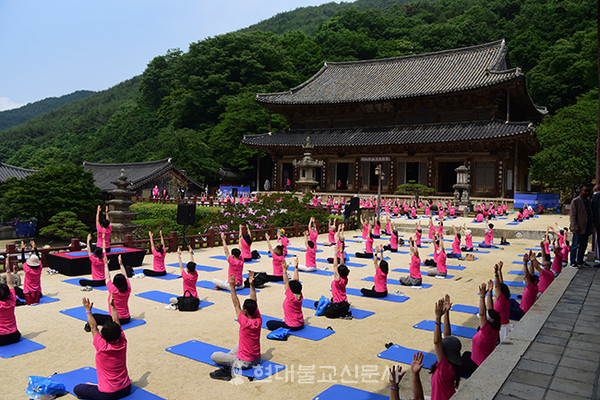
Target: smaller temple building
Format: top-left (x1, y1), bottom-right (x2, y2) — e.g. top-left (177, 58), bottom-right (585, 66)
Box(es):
top-left (0, 162), bottom-right (37, 183)
top-left (83, 158), bottom-right (203, 198)
top-left (243, 39), bottom-right (546, 198)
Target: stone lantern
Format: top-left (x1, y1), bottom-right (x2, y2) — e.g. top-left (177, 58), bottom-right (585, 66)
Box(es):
top-left (292, 136), bottom-right (324, 194)
top-left (453, 164), bottom-right (472, 212)
top-left (107, 169), bottom-right (139, 242)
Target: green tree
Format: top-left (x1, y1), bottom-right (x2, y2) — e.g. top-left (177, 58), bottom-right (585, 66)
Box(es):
top-left (0, 164), bottom-right (101, 226)
top-left (530, 89), bottom-right (598, 194)
top-left (39, 211), bottom-right (89, 241)
top-left (395, 180), bottom-right (435, 203)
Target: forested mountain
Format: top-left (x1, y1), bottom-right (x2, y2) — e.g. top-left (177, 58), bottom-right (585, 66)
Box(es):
top-left (0, 90), bottom-right (94, 131)
top-left (0, 0), bottom-right (596, 190)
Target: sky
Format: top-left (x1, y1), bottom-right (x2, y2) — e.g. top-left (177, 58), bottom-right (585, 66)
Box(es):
top-left (0, 0), bottom-right (339, 111)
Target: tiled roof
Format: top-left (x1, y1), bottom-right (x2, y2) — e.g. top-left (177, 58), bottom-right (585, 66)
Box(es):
top-left (242, 120), bottom-right (535, 149)
top-left (0, 163), bottom-right (38, 183)
top-left (256, 39), bottom-right (521, 105)
top-left (83, 158), bottom-right (202, 191)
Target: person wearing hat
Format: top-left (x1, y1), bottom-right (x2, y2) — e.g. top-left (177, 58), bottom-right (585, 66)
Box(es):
top-left (460, 225), bottom-right (473, 252)
top-left (430, 294), bottom-right (462, 400)
top-left (14, 240), bottom-right (43, 301)
top-left (461, 281), bottom-right (501, 377)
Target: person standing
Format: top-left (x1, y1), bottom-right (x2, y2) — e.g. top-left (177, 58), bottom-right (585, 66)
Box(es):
top-left (591, 184), bottom-right (600, 263)
top-left (569, 183), bottom-right (593, 267)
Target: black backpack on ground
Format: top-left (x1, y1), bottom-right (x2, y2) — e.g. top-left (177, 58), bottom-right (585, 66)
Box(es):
top-left (244, 272), bottom-right (269, 288)
top-left (323, 301), bottom-right (350, 319)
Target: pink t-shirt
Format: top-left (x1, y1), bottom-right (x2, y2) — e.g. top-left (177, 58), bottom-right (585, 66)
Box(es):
top-left (373, 223), bottom-right (381, 236)
top-left (452, 236), bottom-right (461, 255)
top-left (182, 270), bottom-right (198, 297)
top-left (552, 252), bottom-right (563, 274)
top-left (374, 266), bottom-right (388, 292)
top-left (362, 225), bottom-right (369, 239)
top-left (228, 256), bottom-right (244, 287)
top-left (309, 229), bottom-right (318, 243)
top-left (437, 224), bottom-right (444, 236)
top-left (0, 289), bottom-right (17, 335)
top-left (494, 293), bottom-right (510, 325)
top-left (476, 213), bottom-right (484, 222)
top-left (328, 229), bottom-right (335, 244)
top-left (431, 355), bottom-right (456, 400)
top-left (94, 331), bottom-right (130, 393)
top-left (429, 225), bottom-right (435, 239)
top-left (471, 323), bottom-right (498, 366)
top-left (331, 277), bottom-right (348, 303)
top-left (436, 249), bottom-right (447, 274)
top-left (23, 262), bottom-right (42, 293)
top-left (89, 255), bottom-right (105, 281)
top-left (306, 246), bottom-right (316, 268)
top-left (465, 234), bottom-right (473, 248)
top-left (96, 224), bottom-right (112, 249)
top-left (280, 236), bottom-right (289, 255)
top-left (410, 254), bottom-right (422, 279)
top-left (390, 232), bottom-right (398, 250)
top-left (152, 249), bottom-right (166, 272)
top-left (283, 287), bottom-right (304, 327)
top-left (415, 230), bottom-right (422, 246)
top-left (538, 269), bottom-right (554, 293)
top-left (237, 309), bottom-right (262, 362)
top-left (520, 281), bottom-right (538, 313)
top-left (107, 280), bottom-right (131, 319)
top-left (272, 253), bottom-right (285, 276)
top-left (484, 229), bottom-right (494, 246)
top-left (241, 237), bottom-right (252, 259)
top-left (365, 236), bottom-right (374, 254)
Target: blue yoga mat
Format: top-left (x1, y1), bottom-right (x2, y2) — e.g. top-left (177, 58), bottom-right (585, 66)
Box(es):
top-left (260, 315), bottom-right (335, 341)
top-left (0, 338), bottom-right (45, 358)
top-left (210, 255), bottom-right (260, 263)
top-left (525, 248), bottom-right (542, 251)
top-left (362, 276), bottom-right (434, 288)
top-left (135, 290), bottom-right (213, 309)
top-left (377, 345), bottom-right (437, 369)
top-left (60, 307), bottom-right (146, 330)
top-left (166, 340), bottom-right (285, 380)
top-left (196, 280), bottom-right (258, 295)
top-left (509, 270), bottom-right (525, 275)
top-left (133, 269), bottom-right (180, 280)
top-left (428, 254), bottom-right (479, 261)
top-left (287, 266), bottom-right (333, 276)
top-left (167, 263), bottom-right (222, 272)
top-left (50, 367), bottom-right (165, 399)
top-left (504, 280), bottom-right (526, 288)
top-left (469, 247), bottom-right (492, 253)
top-left (16, 295), bottom-right (59, 305)
top-left (62, 278), bottom-right (107, 291)
top-left (345, 287), bottom-right (409, 303)
top-left (506, 222), bottom-right (521, 225)
top-left (451, 304), bottom-right (479, 314)
top-left (302, 299), bottom-right (374, 320)
top-left (393, 268), bottom-right (455, 279)
top-left (413, 320), bottom-right (477, 339)
top-left (313, 385), bottom-right (387, 400)
top-left (287, 246), bottom-right (323, 253)
top-left (315, 258), bottom-right (366, 268)
top-left (418, 263), bottom-right (465, 271)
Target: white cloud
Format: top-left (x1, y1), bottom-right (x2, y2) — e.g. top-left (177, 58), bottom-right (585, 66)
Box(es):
top-left (0, 97), bottom-right (25, 111)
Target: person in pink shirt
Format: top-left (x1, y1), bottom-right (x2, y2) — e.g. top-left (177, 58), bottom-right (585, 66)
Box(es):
top-left (461, 281), bottom-right (500, 377)
top-left (96, 205), bottom-right (112, 253)
top-left (327, 218), bottom-right (337, 246)
top-left (317, 242), bottom-right (351, 318)
top-left (415, 221), bottom-right (423, 247)
top-left (267, 258), bottom-right (304, 331)
top-left (384, 223), bottom-right (399, 252)
top-left (532, 243), bottom-right (554, 294)
top-left (213, 233), bottom-right (244, 291)
top-left (423, 216), bottom-right (435, 244)
top-left (239, 224), bottom-right (258, 261)
top-left (361, 245), bottom-right (388, 297)
top-left (308, 217), bottom-right (319, 244)
top-left (480, 219), bottom-right (494, 248)
top-left (79, 234), bottom-right (107, 289)
top-left (0, 259), bottom-right (20, 346)
top-left (210, 271), bottom-right (261, 380)
top-left (298, 231), bottom-right (317, 272)
top-left (86, 255), bottom-right (131, 332)
top-left (460, 225), bottom-right (474, 252)
top-left (276, 229), bottom-right (289, 256)
top-left (429, 235), bottom-right (447, 278)
top-left (373, 217), bottom-right (382, 238)
top-left (14, 240), bottom-right (43, 301)
top-left (355, 223), bottom-right (374, 258)
top-left (446, 226), bottom-right (462, 258)
top-left (265, 232), bottom-right (286, 282)
top-left (168, 246), bottom-right (198, 309)
top-left (75, 295), bottom-right (131, 399)
top-left (400, 238), bottom-right (422, 286)
top-left (143, 231), bottom-right (166, 276)
top-left (492, 262), bottom-right (513, 341)
top-left (437, 218), bottom-right (444, 237)
top-left (429, 294), bottom-right (463, 400)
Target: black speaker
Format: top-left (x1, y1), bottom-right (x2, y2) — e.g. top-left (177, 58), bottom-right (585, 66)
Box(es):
top-left (350, 196), bottom-right (360, 211)
top-left (177, 203), bottom-right (196, 225)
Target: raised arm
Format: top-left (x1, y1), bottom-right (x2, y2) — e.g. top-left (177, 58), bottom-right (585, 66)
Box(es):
top-left (333, 242), bottom-right (340, 280)
top-left (265, 232), bottom-right (274, 253)
top-left (95, 205), bottom-right (101, 226)
top-left (177, 247), bottom-right (184, 275)
top-left (248, 270), bottom-right (257, 302)
top-left (104, 251), bottom-right (111, 285)
top-left (82, 297), bottom-right (100, 337)
top-left (86, 234), bottom-right (92, 257)
top-left (228, 274), bottom-right (242, 315)
top-left (373, 244), bottom-right (380, 272)
top-left (159, 230), bottom-right (165, 248)
top-left (117, 254), bottom-right (127, 277)
top-left (478, 282), bottom-right (488, 328)
top-left (303, 231), bottom-right (309, 248)
top-left (188, 245), bottom-right (194, 264)
top-left (104, 205), bottom-right (110, 223)
top-left (433, 298), bottom-right (445, 362)
top-left (221, 232), bottom-right (231, 258)
top-left (522, 252), bottom-right (532, 285)
top-left (530, 250), bottom-right (543, 274)
top-left (30, 240), bottom-right (39, 259)
top-left (443, 294), bottom-right (452, 338)
top-left (411, 352), bottom-right (425, 400)
top-left (486, 280), bottom-right (494, 311)
top-left (149, 231), bottom-right (155, 252)
top-left (388, 365), bottom-right (406, 400)
top-left (4, 258), bottom-right (14, 290)
top-left (282, 258), bottom-right (291, 290)
top-left (108, 292), bottom-right (120, 325)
